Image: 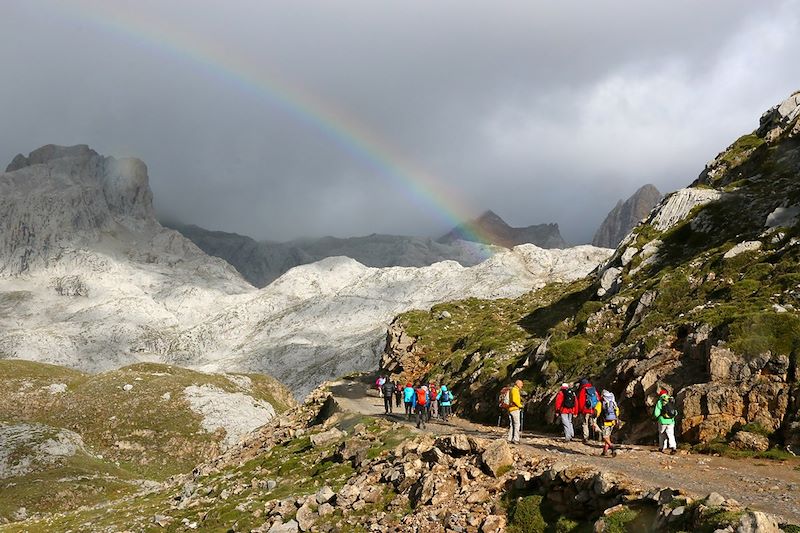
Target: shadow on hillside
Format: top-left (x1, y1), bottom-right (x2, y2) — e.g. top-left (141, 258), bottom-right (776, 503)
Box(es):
top-left (518, 284), bottom-right (597, 337)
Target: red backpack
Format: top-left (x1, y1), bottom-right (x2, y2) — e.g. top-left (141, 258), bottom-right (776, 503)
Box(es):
top-left (415, 388), bottom-right (427, 405)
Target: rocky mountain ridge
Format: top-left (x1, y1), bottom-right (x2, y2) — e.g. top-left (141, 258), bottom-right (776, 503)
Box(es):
top-left (438, 209), bottom-right (567, 249)
top-left (165, 222), bottom-right (499, 288)
top-left (0, 145), bottom-right (612, 397)
top-left (592, 184), bottom-right (663, 248)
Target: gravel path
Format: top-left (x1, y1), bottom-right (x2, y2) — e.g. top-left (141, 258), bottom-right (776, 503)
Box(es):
top-left (330, 379), bottom-right (800, 524)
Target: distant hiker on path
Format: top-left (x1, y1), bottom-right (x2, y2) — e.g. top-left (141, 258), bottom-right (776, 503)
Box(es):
top-left (503, 380), bottom-right (524, 444)
top-left (376, 376), bottom-right (386, 397)
top-left (437, 385), bottom-right (453, 422)
top-left (394, 380), bottom-right (402, 409)
top-left (403, 382), bottom-right (415, 419)
top-left (414, 384), bottom-right (428, 429)
top-left (554, 383), bottom-right (577, 442)
top-left (654, 388), bottom-right (678, 454)
top-left (599, 388), bottom-right (619, 457)
top-left (428, 382), bottom-right (439, 421)
top-left (576, 378), bottom-right (601, 443)
top-left (381, 379), bottom-right (396, 414)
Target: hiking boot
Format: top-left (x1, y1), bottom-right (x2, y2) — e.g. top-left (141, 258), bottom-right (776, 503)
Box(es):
top-left (601, 449), bottom-right (608, 456)
top-left (661, 448), bottom-right (670, 454)
top-left (670, 448), bottom-right (677, 455)
top-left (611, 449), bottom-right (618, 457)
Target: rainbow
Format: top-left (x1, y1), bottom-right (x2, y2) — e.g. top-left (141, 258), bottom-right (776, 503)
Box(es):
top-left (52, 0), bottom-right (494, 251)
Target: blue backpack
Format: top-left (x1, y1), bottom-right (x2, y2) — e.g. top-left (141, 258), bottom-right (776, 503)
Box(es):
top-left (584, 386), bottom-right (598, 410)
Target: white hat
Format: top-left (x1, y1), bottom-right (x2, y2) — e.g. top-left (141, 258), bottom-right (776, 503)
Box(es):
top-left (561, 383), bottom-right (569, 388)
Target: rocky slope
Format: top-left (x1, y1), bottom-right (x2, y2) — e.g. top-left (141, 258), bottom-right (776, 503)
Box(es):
top-left (592, 184), bottom-right (663, 248)
top-left (438, 209), bottom-right (567, 249)
top-left (0, 145), bottom-right (612, 397)
top-left (380, 90), bottom-right (800, 453)
top-left (166, 222), bottom-right (500, 288)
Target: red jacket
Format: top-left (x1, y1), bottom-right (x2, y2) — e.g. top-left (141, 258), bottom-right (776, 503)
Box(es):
top-left (576, 383), bottom-right (598, 415)
top-left (554, 389), bottom-right (577, 415)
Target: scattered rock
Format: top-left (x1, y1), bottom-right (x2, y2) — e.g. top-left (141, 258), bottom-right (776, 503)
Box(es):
top-left (122, 383), bottom-right (134, 392)
top-left (729, 431), bottom-right (770, 453)
top-left (311, 427), bottom-right (345, 447)
top-left (268, 520), bottom-right (299, 533)
top-left (480, 515), bottom-right (506, 533)
top-left (723, 240), bottom-right (762, 259)
top-left (480, 439), bottom-right (513, 478)
top-left (316, 485), bottom-right (335, 504)
top-left (295, 502), bottom-right (316, 532)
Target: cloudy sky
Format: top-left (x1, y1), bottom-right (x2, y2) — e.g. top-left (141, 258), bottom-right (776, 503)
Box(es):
top-left (1, 1), bottom-right (798, 244)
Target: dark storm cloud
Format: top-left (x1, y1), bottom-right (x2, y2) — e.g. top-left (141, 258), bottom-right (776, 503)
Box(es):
top-left (1, 0), bottom-right (798, 243)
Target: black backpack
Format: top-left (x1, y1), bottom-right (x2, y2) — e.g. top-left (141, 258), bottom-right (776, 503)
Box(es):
top-left (562, 389), bottom-right (576, 409)
top-left (662, 397), bottom-right (677, 419)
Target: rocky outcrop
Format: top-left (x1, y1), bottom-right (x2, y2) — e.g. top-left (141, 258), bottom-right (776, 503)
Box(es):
top-left (438, 209), bottom-right (567, 249)
top-left (166, 222), bottom-right (499, 288)
top-left (593, 184), bottom-right (662, 248)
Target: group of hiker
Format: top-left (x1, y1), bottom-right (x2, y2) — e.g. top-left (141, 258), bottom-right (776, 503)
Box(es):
top-left (553, 378), bottom-right (679, 456)
top-left (376, 376), bottom-right (453, 429)
top-left (377, 374), bottom-right (679, 457)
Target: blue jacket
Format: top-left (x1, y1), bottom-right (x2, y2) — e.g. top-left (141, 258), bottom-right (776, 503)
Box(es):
top-left (403, 386), bottom-right (415, 403)
top-left (437, 386), bottom-right (453, 407)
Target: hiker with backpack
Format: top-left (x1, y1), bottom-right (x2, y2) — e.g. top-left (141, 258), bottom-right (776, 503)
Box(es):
top-left (428, 382), bottom-right (439, 421)
top-left (554, 383), bottom-right (577, 442)
top-left (576, 378), bottom-right (601, 443)
top-left (394, 380), bottom-right (403, 409)
top-left (381, 379), bottom-right (396, 414)
top-left (501, 380), bottom-right (524, 444)
top-left (437, 385), bottom-right (453, 422)
top-left (414, 384), bottom-right (428, 429)
top-left (599, 389), bottom-right (620, 457)
top-left (654, 388), bottom-right (678, 454)
top-left (403, 382), bottom-right (415, 420)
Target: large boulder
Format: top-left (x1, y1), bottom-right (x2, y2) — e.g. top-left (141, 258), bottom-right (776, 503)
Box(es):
top-left (480, 440), bottom-right (514, 478)
top-left (729, 431), bottom-right (770, 453)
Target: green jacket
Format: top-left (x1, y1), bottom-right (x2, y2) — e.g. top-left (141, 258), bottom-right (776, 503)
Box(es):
top-left (653, 394), bottom-right (676, 425)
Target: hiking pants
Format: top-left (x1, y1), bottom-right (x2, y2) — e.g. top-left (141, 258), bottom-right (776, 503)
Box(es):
top-left (430, 399), bottom-right (439, 418)
top-left (508, 410), bottom-right (521, 443)
top-left (405, 402), bottom-right (413, 418)
top-left (659, 423), bottom-right (676, 450)
top-left (384, 396), bottom-right (393, 414)
top-left (395, 393), bottom-right (401, 408)
top-left (560, 413), bottom-right (574, 441)
top-left (441, 405), bottom-right (451, 421)
top-left (416, 405), bottom-right (427, 428)
top-left (579, 413), bottom-right (599, 440)
top-left (378, 387), bottom-right (383, 398)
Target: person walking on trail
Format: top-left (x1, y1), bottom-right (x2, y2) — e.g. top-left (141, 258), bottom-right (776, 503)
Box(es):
top-left (381, 379), bottom-right (396, 414)
top-left (437, 385), bottom-right (453, 422)
top-left (414, 384), bottom-right (428, 429)
top-left (654, 388), bottom-right (678, 454)
top-left (428, 382), bottom-right (439, 421)
top-left (599, 389), bottom-right (620, 457)
top-left (576, 378), bottom-right (601, 443)
top-left (394, 381), bottom-right (403, 409)
top-left (403, 382), bottom-right (415, 420)
top-left (554, 383), bottom-right (577, 442)
top-left (506, 380), bottom-right (524, 444)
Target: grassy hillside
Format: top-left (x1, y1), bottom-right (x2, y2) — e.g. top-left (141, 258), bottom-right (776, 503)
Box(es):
top-left (0, 360), bottom-right (294, 522)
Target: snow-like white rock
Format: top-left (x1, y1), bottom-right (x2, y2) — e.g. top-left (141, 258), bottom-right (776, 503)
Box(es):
top-left (183, 384), bottom-right (276, 449)
top-left (0, 145), bottom-right (614, 397)
top-left (765, 205), bottom-right (800, 228)
top-left (0, 423), bottom-right (88, 479)
top-left (723, 241), bottom-right (763, 259)
top-left (651, 188), bottom-right (723, 231)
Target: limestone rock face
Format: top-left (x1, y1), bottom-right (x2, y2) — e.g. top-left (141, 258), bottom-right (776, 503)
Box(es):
top-left (166, 222), bottom-right (502, 288)
top-left (0, 145), bottom-right (613, 398)
top-left (592, 184), bottom-right (662, 248)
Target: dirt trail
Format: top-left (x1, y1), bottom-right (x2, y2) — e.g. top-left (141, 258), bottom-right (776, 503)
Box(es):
top-left (329, 378), bottom-right (800, 524)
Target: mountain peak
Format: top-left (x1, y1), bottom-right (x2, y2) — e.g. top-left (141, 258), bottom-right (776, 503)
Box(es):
top-left (592, 184), bottom-right (662, 248)
top-left (5, 144), bottom-right (98, 172)
top-left (439, 210), bottom-right (565, 249)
